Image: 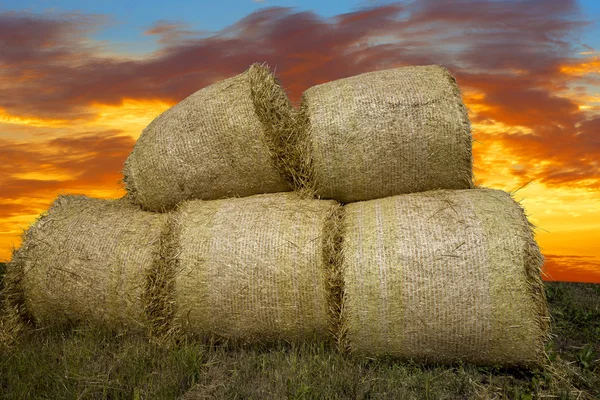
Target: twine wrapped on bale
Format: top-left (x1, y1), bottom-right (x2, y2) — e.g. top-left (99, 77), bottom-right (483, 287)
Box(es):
top-left (123, 63), bottom-right (296, 212)
top-left (4, 195), bottom-right (166, 333)
top-left (154, 193), bottom-right (342, 344)
top-left (293, 65), bottom-right (473, 203)
top-left (340, 189), bottom-right (550, 367)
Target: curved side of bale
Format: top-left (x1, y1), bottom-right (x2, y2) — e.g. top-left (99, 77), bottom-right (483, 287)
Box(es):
top-left (296, 65), bottom-right (473, 203)
top-left (340, 189), bottom-right (549, 367)
top-left (166, 193), bottom-right (340, 344)
top-left (123, 63), bottom-right (292, 212)
top-left (13, 195), bottom-right (166, 333)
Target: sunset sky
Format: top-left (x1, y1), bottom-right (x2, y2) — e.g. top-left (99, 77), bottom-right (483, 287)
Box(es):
top-left (0, 0), bottom-right (599, 283)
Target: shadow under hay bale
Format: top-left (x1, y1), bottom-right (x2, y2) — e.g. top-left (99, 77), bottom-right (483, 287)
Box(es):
top-left (292, 65), bottom-right (473, 203)
top-left (340, 189), bottom-right (550, 367)
top-left (123, 63), bottom-right (296, 212)
top-left (6, 195), bottom-right (166, 334)
top-left (155, 193), bottom-right (342, 344)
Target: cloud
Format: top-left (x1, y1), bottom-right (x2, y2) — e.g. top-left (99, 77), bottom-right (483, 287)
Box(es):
top-left (543, 254), bottom-right (600, 284)
top-left (143, 20), bottom-right (214, 44)
top-left (561, 56), bottom-right (600, 76)
top-left (0, 131), bottom-right (133, 200)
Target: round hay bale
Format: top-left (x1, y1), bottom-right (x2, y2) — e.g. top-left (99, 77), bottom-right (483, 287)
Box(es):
top-left (340, 189), bottom-right (549, 367)
top-left (161, 193), bottom-right (341, 343)
top-left (293, 65), bottom-right (473, 203)
top-left (8, 195), bottom-right (166, 332)
top-left (123, 63), bottom-right (295, 212)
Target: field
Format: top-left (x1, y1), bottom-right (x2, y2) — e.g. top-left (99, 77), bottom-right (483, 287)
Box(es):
top-left (0, 261), bottom-right (598, 399)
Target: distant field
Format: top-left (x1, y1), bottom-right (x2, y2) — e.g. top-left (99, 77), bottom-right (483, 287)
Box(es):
top-left (0, 262), bottom-right (598, 399)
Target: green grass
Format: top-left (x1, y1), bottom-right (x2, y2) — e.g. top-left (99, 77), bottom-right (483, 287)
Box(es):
top-left (1, 261), bottom-right (598, 400)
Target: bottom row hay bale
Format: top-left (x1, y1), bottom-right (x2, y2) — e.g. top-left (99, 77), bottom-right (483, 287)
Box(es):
top-left (5, 195), bottom-right (166, 332)
top-left (161, 193), bottom-right (341, 343)
top-left (340, 188), bottom-right (550, 367)
top-left (2, 189), bottom-right (548, 368)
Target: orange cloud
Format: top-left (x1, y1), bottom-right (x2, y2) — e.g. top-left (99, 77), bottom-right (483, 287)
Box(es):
top-left (0, 108), bottom-right (74, 127)
top-left (560, 56), bottom-right (600, 76)
top-left (543, 255), bottom-right (600, 284)
top-left (0, 132), bottom-right (131, 201)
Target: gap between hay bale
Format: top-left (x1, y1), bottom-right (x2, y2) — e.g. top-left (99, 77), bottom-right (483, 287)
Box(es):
top-left (292, 65), bottom-right (474, 203)
top-left (320, 203), bottom-right (346, 348)
top-left (142, 220), bottom-right (180, 345)
top-left (340, 188), bottom-right (549, 367)
top-left (286, 98), bottom-right (318, 199)
top-left (250, 63), bottom-right (304, 192)
top-left (123, 63), bottom-right (294, 212)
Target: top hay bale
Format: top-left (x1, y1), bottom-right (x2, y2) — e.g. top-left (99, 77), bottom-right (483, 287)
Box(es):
top-left (340, 189), bottom-right (549, 367)
top-left (293, 65), bottom-right (473, 203)
top-left (4, 195), bottom-right (166, 333)
top-left (123, 63), bottom-right (295, 212)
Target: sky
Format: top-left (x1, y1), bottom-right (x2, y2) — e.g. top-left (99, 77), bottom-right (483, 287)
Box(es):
top-left (0, 0), bottom-right (599, 283)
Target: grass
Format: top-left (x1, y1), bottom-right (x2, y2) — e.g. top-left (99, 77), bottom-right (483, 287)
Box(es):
top-left (0, 261), bottom-right (598, 400)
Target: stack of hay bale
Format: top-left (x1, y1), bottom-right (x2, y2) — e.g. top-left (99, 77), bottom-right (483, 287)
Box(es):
top-left (1, 63), bottom-right (549, 368)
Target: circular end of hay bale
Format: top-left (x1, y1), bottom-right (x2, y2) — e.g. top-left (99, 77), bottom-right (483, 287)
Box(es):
top-left (15, 195), bottom-right (165, 333)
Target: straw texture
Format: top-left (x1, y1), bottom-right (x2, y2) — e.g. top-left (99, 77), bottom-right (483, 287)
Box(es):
top-left (161, 193), bottom-right (340, 343)
top-left (294, 65), bottom-right (473, 202)
top-left (7, 195), bottom-right (166, 332)
top-left (0, 255), bottom-right (33, 346)
top-left (123, 63), bottom-right (294, 212)
top-left (340, 189), bottom-right (549, 367)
